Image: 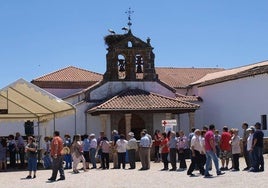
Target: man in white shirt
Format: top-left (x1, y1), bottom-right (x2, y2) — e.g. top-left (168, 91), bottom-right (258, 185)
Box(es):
top-left (187, 129), bottom-right (205, 176)
top-left (89, 134), bottom-right (97, 169)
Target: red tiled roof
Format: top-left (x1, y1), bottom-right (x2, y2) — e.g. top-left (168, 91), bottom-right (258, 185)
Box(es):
top-left (31, 66), bottom-right (224, 90)
top-left (155, 67), bottom-right (224, 88)
top-left (31, 66), bottom-right (103, 89)
top-left (197, 63), bottom-right (268, 87)
top-left (175, 93), bottom-right (202, 102)
top-left (88, 89), bottom-right (199, 115)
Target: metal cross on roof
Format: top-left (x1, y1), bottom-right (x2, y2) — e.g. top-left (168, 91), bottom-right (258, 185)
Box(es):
top-left (125, 7), bottom-right (134, 29)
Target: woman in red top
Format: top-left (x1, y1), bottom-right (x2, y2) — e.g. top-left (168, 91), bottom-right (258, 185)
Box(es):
top-left (153, 130), bottom-right (161, 162)
top-left (160, 132), bottom-right (169, 170)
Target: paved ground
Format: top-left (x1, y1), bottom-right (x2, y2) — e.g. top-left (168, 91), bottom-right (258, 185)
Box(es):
top-left (0, 156), bottom-right (267, 188)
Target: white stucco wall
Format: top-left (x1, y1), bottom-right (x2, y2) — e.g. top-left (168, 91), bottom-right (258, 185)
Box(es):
top-left (44, 88), bottom-right (83, 99)
top-left (90, 81), bottom-right (175, 100)
top-left (195, 74), bottom-right (268, 136)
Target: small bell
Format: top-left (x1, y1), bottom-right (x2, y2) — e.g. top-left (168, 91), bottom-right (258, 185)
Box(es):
top-left (136, 65), bottom-right (143, 73)
top-left (118, 59), bottom-right (125, 72)
top-left (136, 55), bottom-right (143, 73)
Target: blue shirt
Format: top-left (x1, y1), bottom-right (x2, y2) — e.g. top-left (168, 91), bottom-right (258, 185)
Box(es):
top-left (169, 137), bottom-right (177, 148)
top-left (83, 138), bottom-right (90, 151)
top-left (139, 135), bottom-right (150, 147)
top-left (253, 129), bottom-right (264, 148)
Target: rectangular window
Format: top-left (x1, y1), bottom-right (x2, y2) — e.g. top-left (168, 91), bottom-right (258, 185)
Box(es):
top-left (261, 115), bottom-right (267, 130)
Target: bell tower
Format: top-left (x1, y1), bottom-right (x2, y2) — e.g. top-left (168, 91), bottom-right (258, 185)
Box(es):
top-left (103, 8), bottom-right (158, 82)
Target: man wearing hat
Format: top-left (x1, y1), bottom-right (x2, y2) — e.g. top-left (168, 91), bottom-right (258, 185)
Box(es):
top-left (246, 126), bottom-right (255, 170)
top-left (127, 132), bottom-right (138, 169)
top-left (89, 133), bottom-right (97, 169)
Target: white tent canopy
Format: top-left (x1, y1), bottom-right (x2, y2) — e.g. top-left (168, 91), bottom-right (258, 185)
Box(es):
top-left (0, 78), bottom-right (76, 123)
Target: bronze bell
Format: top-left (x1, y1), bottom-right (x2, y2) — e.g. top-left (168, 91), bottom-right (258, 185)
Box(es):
top-left (118, 59), bottom-right (125, 72)
top-left (136, 64), bottom-right (143, 73)
top-left (136, 55), bottom-right (143, 73)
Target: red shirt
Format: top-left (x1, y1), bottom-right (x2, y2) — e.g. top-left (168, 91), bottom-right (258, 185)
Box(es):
top-left (205, 130), bottom-right (215, 151)
top-left (220, 132), bottom-right (231, 151)
top-left (154, 134), bottom-right (161, 146)
top-left (160, 138), bottom-right (169, 153)
top-left (51, 136), bottom-right (63, 156)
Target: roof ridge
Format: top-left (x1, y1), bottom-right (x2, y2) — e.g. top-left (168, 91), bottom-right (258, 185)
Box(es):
top-left (32, 65), bottom-right (102, 81)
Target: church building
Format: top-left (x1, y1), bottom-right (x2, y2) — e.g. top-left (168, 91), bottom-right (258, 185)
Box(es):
top-left (31, 27), bottom-right (205, 139)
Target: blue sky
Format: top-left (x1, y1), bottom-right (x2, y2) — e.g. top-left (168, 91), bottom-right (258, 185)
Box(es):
top-left (1, 0), bottom-right (268, 88)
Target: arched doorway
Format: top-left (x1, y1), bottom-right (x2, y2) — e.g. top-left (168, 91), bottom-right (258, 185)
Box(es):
top-left (118, 114), bottom-right (145, 140)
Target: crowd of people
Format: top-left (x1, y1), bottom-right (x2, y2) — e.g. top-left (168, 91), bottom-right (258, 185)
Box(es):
top-left (0, 122), bottom-right (265, 181)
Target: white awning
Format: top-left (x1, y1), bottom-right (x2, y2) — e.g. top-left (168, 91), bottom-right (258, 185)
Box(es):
top-left (0, 78), bottom-right (75, 122)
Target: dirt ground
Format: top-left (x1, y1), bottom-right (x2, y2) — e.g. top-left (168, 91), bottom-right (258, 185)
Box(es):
top-left (0, 156), bottom-right (267, 188)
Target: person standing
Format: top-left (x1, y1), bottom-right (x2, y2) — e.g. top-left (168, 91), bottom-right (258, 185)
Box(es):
top-left (0, 137), bottom-right (7, 171)
top-left (242, 123), bottom-right (250, 170)
top-left (249, 122), bottom-right (264, 172)
top-left (246, 126), bottom-right (255, 170)
top-left (214, 130), bottom-right (221, 157)
top-left (25, 136), bottom-right (37, 179)
top-left (168, 131), bottom-right (177, 171)
top-left (48, 131), bottom-right (65, 182)
top-left (229, 129), bottom-right (241, 171)
top-left (71, 134), bottom-right (87, 173)
top-left (97, 131), bottom-right (105, 168)
top-left (127, 132), bottom-right (138, 169)
top-left (204, 124), bottom-right (225, 177)
top-left (142, 129), bottom-right (152, 169)
top-left (139, 131), bottom-right (150, 170)
top-left (16, 132), bottom-right (25, 169)
top-left (153, 129), bottom-right (161, 163)
top-left (160, 132), bottom-right (169, 171)
top-left (111, 130), bottom-right (120, 169)
top-left (63, 134), bottom-right (72, 169)
top-left (89, 133), bottom-right (97, 169)
top-left (187, 129), bottom-right (205, 176)
top-left (176, 130), bottom-right (188, 171)
top-left (42, 136), bottom-right (51, 169)
top-left (8, 134), bottom-right (17, 168)
top-left (219, 126), bottom-right (232, 170)
top-left (99, 137), bottom-right (110, 169)
top-left (116, 134), bottom-right (128, 169)
top-left (82, 134), bottom-right (90, 169)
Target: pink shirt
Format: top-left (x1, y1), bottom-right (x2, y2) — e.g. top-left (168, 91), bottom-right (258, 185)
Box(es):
top-left (100, 140), bottom-right (110, 153)
top-left (205, 130), bottom-right (215, 151)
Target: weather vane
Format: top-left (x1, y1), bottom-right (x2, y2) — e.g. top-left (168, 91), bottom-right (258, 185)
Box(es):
top-left (125, 7), bottom-right (134, 30)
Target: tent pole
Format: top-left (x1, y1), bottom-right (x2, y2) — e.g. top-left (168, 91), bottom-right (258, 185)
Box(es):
top-left (53, 114), bottom-right (55, 132)
top-left (75, 109), bottom-right (77, 135)
top-left (37, 118), bottom-right (41, 163)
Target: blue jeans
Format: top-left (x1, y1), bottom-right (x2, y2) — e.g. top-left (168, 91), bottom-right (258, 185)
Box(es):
top-left (252, 146), bottom-right (264, 171)
top-left (64, 154), bottom-right (72, 169)
top-left (205, 150), bottom-right (220, 175)
top-left (28, 157), bottom-right (37, 171)
top-left (248, 151), bottom-right (254, 168)
top-left (90, 148), bottom-right (97, 168)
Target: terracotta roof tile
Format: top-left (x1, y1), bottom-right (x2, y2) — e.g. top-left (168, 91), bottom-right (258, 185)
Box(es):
top-left (192, 60), bottom-right (268, 85)
top-left (198, 64), bottom-right (268, 87)
top-left (33, 66), bottom-right (102, 82)
top-left (155, 67), bottom-right (224, 88)
top-left (31, 66), bottom-right (224, 90)
top-left (31, 66), bottom-right (103, 88)
top-left (88, 89), bottom-right (199, 114)
top-left (175, 93), bottom-right (202, 102)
